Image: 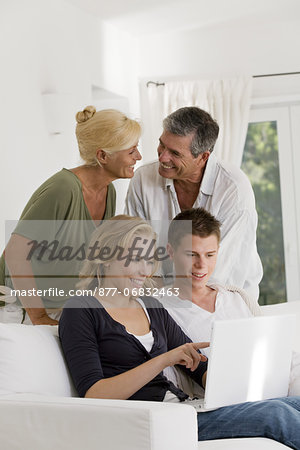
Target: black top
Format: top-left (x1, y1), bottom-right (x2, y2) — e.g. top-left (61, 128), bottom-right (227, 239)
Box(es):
top-left (59, 295), bottom-right (207, 401)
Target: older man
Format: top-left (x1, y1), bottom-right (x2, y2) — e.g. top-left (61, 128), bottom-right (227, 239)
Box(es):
top-left (125, 106), bottom-right (262, 300)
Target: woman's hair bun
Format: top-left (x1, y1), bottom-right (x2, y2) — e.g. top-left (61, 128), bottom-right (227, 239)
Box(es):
top-left (76, 105), bottom-right (96, 124)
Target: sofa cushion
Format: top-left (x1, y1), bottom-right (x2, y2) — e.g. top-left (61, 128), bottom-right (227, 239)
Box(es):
top-left (0, 323), bottom-right (76, 397)
top-left (261, 301), bottom-right (300, 352)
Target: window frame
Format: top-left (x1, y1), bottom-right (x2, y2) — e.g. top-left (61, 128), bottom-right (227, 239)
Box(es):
top-left (247, 104), bottom-right (300, 302)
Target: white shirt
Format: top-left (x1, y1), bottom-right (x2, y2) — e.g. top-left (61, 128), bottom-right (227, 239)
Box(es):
top-left (159, 285), bottom-right (253, 358)
top-left (160, 285), bottom-right (253, 391)
top-left (130, 299), bottom-right (154, 353)
top-left (125, 154), bottom-right (263, 300)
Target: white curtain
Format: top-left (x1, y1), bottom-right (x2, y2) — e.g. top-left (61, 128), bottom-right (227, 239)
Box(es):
top-left (141, 77), bottom-right (253, 167)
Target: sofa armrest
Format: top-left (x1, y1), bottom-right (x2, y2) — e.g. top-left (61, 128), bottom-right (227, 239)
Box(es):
top-left (0, 394), bottom-right (198, 450)
top-left (261, 301), bottom-right (300, 352)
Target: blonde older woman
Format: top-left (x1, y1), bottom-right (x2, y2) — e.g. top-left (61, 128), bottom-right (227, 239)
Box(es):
top-left (1, 106), bottom-right (141, 325)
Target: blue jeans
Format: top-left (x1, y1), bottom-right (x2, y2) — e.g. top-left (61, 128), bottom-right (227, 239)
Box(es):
top-left (197, 396), bottom-right (300, 449)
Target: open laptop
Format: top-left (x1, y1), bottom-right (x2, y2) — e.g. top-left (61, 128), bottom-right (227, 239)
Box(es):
top-left (188, 314), bottom-right (295, 411)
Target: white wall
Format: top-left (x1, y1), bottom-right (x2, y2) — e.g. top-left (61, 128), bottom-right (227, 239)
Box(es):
top-left (93, 20), bottom-right (141, 213)
top-left (0, 0), bottom-right (139, 249)
top-left (137, 14), bottom-right (300, 79)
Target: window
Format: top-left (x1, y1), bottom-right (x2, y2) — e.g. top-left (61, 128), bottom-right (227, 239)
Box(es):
top-left (242, 106), bottom-right (300, 305)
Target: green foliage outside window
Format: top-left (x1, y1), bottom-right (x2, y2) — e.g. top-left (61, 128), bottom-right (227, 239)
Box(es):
top-left (242, 121), bottom-right (287, 305)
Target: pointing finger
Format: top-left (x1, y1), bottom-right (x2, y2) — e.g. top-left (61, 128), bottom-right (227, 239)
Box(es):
top-left (192, 342), bottom-right (210, 349)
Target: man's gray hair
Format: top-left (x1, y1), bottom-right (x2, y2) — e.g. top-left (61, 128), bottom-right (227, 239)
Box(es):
top-left (163, 107), bottom-right (219, 157)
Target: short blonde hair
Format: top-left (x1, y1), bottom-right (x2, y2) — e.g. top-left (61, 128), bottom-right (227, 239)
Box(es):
top-left (75, 106), bottom-right (141, 166)
top-left (77, 215), bottom-right (159, 290)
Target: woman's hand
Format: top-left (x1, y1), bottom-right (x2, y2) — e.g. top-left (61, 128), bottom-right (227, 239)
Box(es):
top-left (85, 342), bottom-right (209, 400)
top-left (163, 342), bottom-right (209, 372)
top-left (5, 234), bottom-right (59, 326)
top-left (28, 310), bottom-right (59, 326)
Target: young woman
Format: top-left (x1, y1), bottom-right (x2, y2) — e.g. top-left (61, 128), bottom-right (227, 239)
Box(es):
top-left (59, 215), bottom-right (300, 448)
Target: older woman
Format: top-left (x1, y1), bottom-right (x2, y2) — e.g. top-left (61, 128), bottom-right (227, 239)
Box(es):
top-left (1, 106), bottom-right (141, 325)
top-left (59, 215), bottom-right (300, 448)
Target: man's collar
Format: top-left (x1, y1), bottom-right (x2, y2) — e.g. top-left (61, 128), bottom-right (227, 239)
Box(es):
top-left (159, 153), bottom-right (218, 195)
top-left (161, 173), bottom-right (173, 190)
top-left (200, 153), bottom-right (217, 195)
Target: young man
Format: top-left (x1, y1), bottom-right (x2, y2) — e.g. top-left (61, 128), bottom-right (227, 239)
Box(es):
top-left (160, 207), bottom-right (300, 397)
top-left (125, 106), bottom-right (262, 300)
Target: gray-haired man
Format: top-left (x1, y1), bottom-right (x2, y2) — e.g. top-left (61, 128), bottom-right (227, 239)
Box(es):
top-left (125, 107), bottom-right (262, 300)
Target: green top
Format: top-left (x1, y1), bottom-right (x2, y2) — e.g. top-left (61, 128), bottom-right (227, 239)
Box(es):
top-left (15, 169), bottom-right (115, 222)
top-left (0, 169), bottom-right (116, 308)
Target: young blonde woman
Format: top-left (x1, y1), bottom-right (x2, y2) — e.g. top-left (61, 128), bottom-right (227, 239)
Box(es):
top-left (59, 215), bottom-right (300, 448)
top-left (1, 107), bottom-right (141, 325)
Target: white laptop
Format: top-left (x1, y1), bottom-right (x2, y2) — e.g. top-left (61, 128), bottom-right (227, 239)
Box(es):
top-left (189, 314), bottom-right (295, 411)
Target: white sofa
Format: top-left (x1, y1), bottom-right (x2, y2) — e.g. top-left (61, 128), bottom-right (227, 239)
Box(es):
top-left (0, 301), bottom-right (299, 450)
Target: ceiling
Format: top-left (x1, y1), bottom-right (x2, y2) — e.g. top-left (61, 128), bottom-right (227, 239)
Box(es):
top-left (65, 0), bottom-right (176, 19)
top-left (65, 0), bottom-right (300, 35)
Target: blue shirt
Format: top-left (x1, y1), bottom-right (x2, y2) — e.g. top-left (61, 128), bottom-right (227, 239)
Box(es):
top-left (59, 295), bottom-right (207, 401)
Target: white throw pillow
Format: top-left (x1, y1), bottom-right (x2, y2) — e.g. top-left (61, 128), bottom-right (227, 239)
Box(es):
top-left (0, 323), bottom-right (76, 397)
